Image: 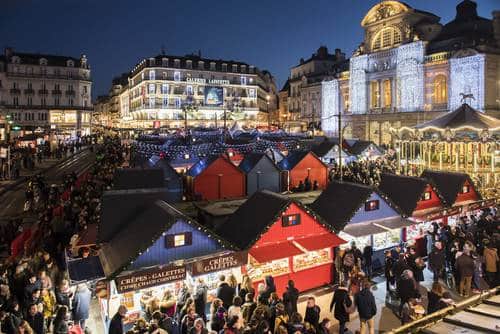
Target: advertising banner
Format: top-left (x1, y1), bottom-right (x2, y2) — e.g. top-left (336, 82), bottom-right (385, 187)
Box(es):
top-left (204, 86), bottom-right (224, 106)
top-left (191, 252), bottom-right (247, 276)
top-left (115, 265), bottom-right (186, 294)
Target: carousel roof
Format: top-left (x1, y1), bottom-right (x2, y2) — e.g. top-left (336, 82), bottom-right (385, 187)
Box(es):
top-left (414, 103), bottom-right (500, 131)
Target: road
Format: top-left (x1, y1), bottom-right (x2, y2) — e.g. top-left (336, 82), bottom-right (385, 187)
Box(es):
top-left (0, 149), bottom-right (96, 220)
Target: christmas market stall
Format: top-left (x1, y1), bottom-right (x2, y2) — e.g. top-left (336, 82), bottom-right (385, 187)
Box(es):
top-left (311, 139), bottom-right (354, 165)
top-left (311, 181), bottom-right (412, 270)
top-left (98, 200), bottom-right (237, 326)
top-left (278, 151), bottom-right (329, 191)
top-left (215, 190), bottom-right (346, 295)
top-left (146, 155), bottom-right (183, 202)
top-left (239, 153), bottom-right (282, 195)
top-left (186, 155), bottom-right (246, 200)
top-left (378, 173), bottom-right (446, 256)
top-left (344, 140), bottom-right (384, 160)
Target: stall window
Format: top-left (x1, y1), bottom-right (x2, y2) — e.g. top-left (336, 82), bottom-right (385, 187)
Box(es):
top-left (462, 185), bottom-right (470, 193)
top-left (282, 214), bottom-right (301, 227)
top-left (364, 200), bottom-right (379, 211)
top-left (421, 191), bottom-right (432, 201)
top-left (165, 232), bottom-right (192, 248)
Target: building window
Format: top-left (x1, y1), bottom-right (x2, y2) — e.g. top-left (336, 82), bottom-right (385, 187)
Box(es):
top-left (198, 61), bottom-right (204, 70)
top-left (174, 59), bottom-right (180, 68)
top-left (421, 191), bottom-right (432, 201)
top-left (162, 97), bottom-right (169, 106)
top-left (210, 62), bottom-right (216, 71)
top-left (13, 97), bottom-right (19, 106)
top-left (248, 88), bottom-right (256, 98)
top-left (232, 64), bottom-right (237, 72)
top-left (222, 63), bottom-right (227, 72)
top-left (161, 83), bottom-right (169, 94)
top-left (174, 71), bottom-right (181, 82)
top-left (54, 97), bottom-right (59, 106)
top-left (149, 97), bottom-right (155, 108)
top-left (383, 79), bottom-right (391, 108)
top-left (372, 27), bottom-right (402, 51)
top-left (370, 81), bottom-right (380, 108)
top-left (186, 60), bottom-right (192, 69)
top-left (164, 232), bottom-right (192, 248)
top-left (175, 97), bottom-right (181, 108)
top-left (462, 185), bottom-right (470, 194)
top-left (27, 82), bottom-right (32, 89)
top-left (365, 200), bottom-right (379, 211)
top-left (240, 76), bottom-right (247, 85)
top-left (69, 98), bottom-right (73, 106)
top-left (433, 75), bottom-right (447, 104)
top-left (149, 70), bottom-right (155, 80)
top-left (162, 58), bottom-right (168, 67)
top-left (186, 85), bottom-right (193, 95)
top-left (282, 214), bottom-right (301, 227)
top-left (27, 97), bottom-right (32, 106)
top-left (148, 83), bottom-right (155, 94)
top-left (41, 97), bottom-right (46, 106)
top-left (83, 86), bottom-right (88, 94)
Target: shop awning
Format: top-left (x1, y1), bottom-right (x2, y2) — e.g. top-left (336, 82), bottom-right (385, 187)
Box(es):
top-left (373, 217), bottom-right (415, 231)
top-left (294, 233), bottom-right (347, 251)
top-left (67, 256), bottom-right (105, 284)
top-left (250, 242), bottom-right (303, 263)
top-left (342, 222), bottom-right (387, 238)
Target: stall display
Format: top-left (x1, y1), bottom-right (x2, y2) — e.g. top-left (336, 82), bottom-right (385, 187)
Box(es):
top-left (192, 268), bottom-right (242, 303)
top-left (373, 229), bottom-right (401, 250)
top-left (406, 221), bottom-right (433, 242)
top-left (338, 233), bottom-right (371, 250)
top-left (247, 257), bottom-right (290, 282)
top-left (293, 248), bottom-right (331, 272)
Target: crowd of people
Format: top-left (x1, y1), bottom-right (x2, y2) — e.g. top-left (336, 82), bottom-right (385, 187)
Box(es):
top-left (328, 158), bottom-right (398, 186)
top-left (0, 136), bottom-right (124, 334)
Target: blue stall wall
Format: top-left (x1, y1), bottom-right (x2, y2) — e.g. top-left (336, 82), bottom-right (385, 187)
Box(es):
top-left (247, 158), bottom-right (281, 195)
top-left (129, 220), bottom-right (223, 270)
top-left (349, 192), bottom-right (400, 224)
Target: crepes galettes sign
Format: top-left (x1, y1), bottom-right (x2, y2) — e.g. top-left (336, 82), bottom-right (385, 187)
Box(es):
top-left (191, 252), bottom-right (247, 276)
top-left (115, 265), bottom-right (186, 293)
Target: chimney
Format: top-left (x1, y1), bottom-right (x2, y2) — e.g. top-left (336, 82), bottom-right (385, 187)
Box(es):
top-left (4, 47), bottom-right (13, 59)
top-left (493, 11), bottom-right (500, 48)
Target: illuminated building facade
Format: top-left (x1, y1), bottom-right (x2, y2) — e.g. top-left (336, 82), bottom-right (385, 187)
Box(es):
top-left (98, 53), bottom-right (277, 129)
top-left (0, 48), bottom-right (92, 138)
top-left (322, 0), bottom-right (500, 145)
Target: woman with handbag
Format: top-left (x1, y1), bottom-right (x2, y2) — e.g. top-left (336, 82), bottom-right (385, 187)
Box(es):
top-left (329, 282), bottom-right (354, 334)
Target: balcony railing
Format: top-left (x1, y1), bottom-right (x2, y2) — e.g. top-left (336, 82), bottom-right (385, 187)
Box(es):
top-left (65, 90), bottom-right (76, 96)
top-left (52, 90), bottom-right (62, 95)
top-left (10, 88), bottom-right (21, 94)
top-left (24, 88), bottom-right (35, 95)
top-left (38, 89), bottom-right (49, 95)
top-left (6, 71), bottom-right (91, 81)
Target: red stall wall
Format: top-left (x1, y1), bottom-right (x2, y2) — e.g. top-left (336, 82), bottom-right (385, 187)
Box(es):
top-left (252, 202), bottom-right (334, 294)
top-left (289, 153), bottom-right (328, 190)
top-left (193, 158), bottom-right (245, 200)
top-left (454, 180), bottom-right (479, 204)
top-left (414, 184), bottom-right (443, 212)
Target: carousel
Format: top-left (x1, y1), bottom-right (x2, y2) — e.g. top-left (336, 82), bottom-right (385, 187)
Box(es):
top-left (393, 102), bottom-right (500, 196)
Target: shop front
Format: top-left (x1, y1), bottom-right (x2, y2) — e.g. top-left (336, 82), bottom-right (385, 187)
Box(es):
top-left (312, 181), bottom-right (411, 270)
top-left (216, 190), bottom-right (346, 295)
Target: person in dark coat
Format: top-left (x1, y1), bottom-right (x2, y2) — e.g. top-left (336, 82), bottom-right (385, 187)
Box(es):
top-left (354, 280), bottom-right (377, 334)
top-left (429, 242), bottom-right (446, 282)
top-left (427, 282), bottom-right (444, 314)
top-left (282, 280), bottom-right (299, 316)
top-left (304, 297), bottom-right (320, 330)
top-left (456, 247), bottom-right (475, 297)
top-left (23, 273), bottom-right (41, 307)
top-left (260, 276), bottom-right (276, 303)
top-left (362, 245), bottom-right (373, 279)
top-left (329, 282), bottom-right (352, 334)
top-left (109, 305), bottom-right (127, 334)
top-left (384, 250), bottom-right (396, 292)
top-left (396, 270), bottom-right (419, 316)
top-left (72, 283), bottom-right (91, 329)
top-left (25, 304), bottom-right (45, 334)
top-left (194, 278), bottom-right (208, 321)
top-left (393, 253), bottom-right (409, 279)
top-left (216, 275), bottom-right (235, 310)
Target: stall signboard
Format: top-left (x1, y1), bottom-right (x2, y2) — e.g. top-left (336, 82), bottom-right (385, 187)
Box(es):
top-left (425, 206), bottom-right (462, 221)
top-left (467, 199), bottom-right (496, 211)
top-left (115, 265), bottom-right (186, 294)
top-left (191, 252), bottom-right (247, 276)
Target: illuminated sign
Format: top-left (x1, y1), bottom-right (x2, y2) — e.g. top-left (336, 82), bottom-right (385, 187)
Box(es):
top-left (191, 252), bottom-right (247, 276)
top-left (115, 265), bottom-right (186, 293)
top-left (187, 78), bottom-right (230, 85)
top-left (204, 86), bottom-right (224, 106)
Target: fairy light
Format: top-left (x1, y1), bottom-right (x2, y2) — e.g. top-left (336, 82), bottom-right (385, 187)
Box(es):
top-left (349, 55), bottom-right (369, 114)
top-left (449, 54), bottom-right (485, 111)
top-left (396, 41), bottom-right (424, 112)
top-left (321, 79), bottom-right (340, 135)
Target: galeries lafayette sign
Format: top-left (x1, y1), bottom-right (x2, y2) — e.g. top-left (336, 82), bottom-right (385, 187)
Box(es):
top-left (191, 252), bottom-right (247, 276)
top-left (115, 265), bottom-right (186, 294)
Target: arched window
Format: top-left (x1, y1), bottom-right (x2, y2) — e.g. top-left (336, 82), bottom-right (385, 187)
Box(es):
top-left (372, 27), bottom-right (402, 51)
top-left (433, 75), bottom-right (447, 104)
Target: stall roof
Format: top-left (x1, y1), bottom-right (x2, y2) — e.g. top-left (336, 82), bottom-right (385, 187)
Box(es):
top-left (311, 140), bottom-right (338, 157)
top-left (238, 153), bottom-right (277, 173)
top-left (99, 200), bottom-right (231, 278)
top-left (67, 256), bottom-right (104, 284)
top-left (345, 140), bottom-right (383, 156)
top-left (277, 151), bottom-right (325, 170)
top-left (112, 168), bottom-right (165, 190)
top-left (310, 181), bottom-right (374, 231)
top-left (414, 103), bottom-right (500, 131)
top-left (421, 169), bottom-right (482, 205)
top-left (378, 173), bottom-right (429, 216)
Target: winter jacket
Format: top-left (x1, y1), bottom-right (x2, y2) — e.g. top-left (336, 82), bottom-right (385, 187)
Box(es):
top-left (72, 286), bottom-right (91, 321)
top-left (354, 288), bottom-right (377, 320)
top-left (216, 282), bottom-right (235, 310)
top-left (108, 312), bottom-right (124, 334)
top-left (53, 318), bottom-right (69, 334)
top-left (396, 275), bottom-right (418, 303)
top-left (456, 253), bottom-right (475, 278)
top-left (304, 305), bottom-right (320, 328)
top-left (241, 301), bottom-right (257, 324)
top-left (26, 312), bottom-right (45, 334)
top-left (329, 287), bottom-right (351, 323)
top-left (194, 284), bottom-right (208, 318)
top-left (427, 291), bottom-right (441, 314)
top-left (484, 247), bottom-right (499, 273)
top-left (282, 287), bottom-right (299, 316)
top-left (41, 291), bottom-right (57, 319)
top-left (429, 249), bottom-right (445, 271)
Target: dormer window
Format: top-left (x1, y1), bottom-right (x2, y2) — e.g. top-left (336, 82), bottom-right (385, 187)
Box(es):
top-left (66, 60), bottom-right (74, 67)
top-left (232, 64), bottom-right (237, 73)
top-left (11, 56), bottom-right (20, 64)
top-left (198, 61), bottom-right (204, 70)
top-left (149, 70), bottom-right (155, 81)
top-left (421, 191), bottom-right (432, 201)
top-left (174, 59), bottom-right (180, 68)
top-left (462, 185), bottom-right (470, 194)
top-left (249, 66), bottom-right (255, 74)
top-left (149, 58), bottom-right (155, 66)
top-left (241, 65), bottom-right (247, 73)
top-left (39, 58), bottom-right (47, 66)
top-left (210, 62), bottom-right (216, 71)
top-left (162, 58), bottom-right (168, 67)
top-left (222, 63), bottom-right (227, 72)
top-left (186, 60), bottom-right (192, 69)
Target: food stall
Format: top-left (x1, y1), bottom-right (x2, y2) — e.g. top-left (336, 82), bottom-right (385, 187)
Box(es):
top-left (311, 181), bottom-right (413, 270)
top-left (216, 190), bottom-right (346, 295)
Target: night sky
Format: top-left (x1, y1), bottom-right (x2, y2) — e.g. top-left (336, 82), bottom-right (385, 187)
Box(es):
top-left (1, 0), bottom-right (497, 97)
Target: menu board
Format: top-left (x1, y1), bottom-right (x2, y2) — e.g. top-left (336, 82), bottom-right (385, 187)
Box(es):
top-left (247, 257), bottom-right (289, 281)
top-left (293, 248), bottom-right (331, 272)
top-left (338, 232), bottom-right (371, 250)
top-left (373, 230), bottom-right (401, 250)
top-left (406, 221), bottom-right (432, 241)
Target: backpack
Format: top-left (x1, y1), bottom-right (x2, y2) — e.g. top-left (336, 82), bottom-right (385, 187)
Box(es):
top-left (343, 253), bottom-right (355, 268)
